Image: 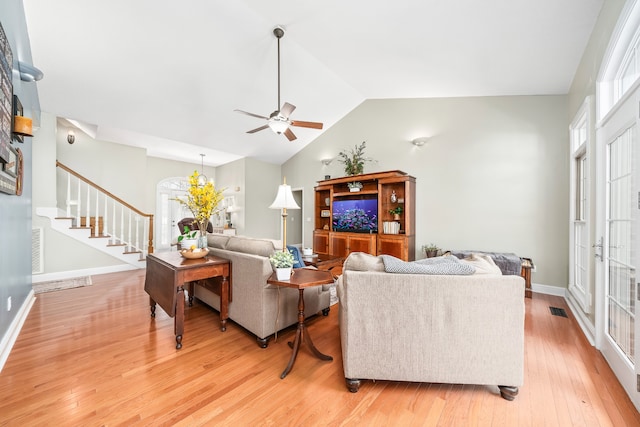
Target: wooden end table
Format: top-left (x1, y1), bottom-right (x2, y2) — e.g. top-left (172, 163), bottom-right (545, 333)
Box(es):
top-left (144, 251), bottom-right (232, 349)
top-left (267, 268), bottom-right (335, 379)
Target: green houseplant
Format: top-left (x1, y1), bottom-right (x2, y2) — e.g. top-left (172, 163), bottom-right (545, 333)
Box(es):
top-left (389, 206), bottom-right (403, 215)
top-left (389, 205), bottom-right (403, 220)
top-left (269, 250), bottom-right (295, 280)
top-left (338, 141), bottom-right (374, 176)
top-left (422, 243), bottom-right (440, 258)
top-left (177, 225), bottom-right (198, 250)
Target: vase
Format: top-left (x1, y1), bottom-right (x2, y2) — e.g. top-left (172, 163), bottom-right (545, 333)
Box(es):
top-left (275, 267), bottom-right (292, 280)
top-left (198, 233), bottom-right (208, 249)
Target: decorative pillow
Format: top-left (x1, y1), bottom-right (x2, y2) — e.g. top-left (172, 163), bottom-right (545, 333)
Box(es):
top-left (381, 254), bottom-right (475, 275)
top-left (460, 253), bottom-right (503, 275)
top-left (287, 245), bottom-right (305, 269)
top-left (343, 252), bottom-right (385, 272)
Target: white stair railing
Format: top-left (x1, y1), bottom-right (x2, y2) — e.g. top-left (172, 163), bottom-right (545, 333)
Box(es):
top-left (55, 160), bottom-right (154, 257)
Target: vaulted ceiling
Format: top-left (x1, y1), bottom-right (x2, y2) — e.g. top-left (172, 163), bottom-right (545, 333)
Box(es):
top-left (23, 0), bottom-right (603, 166)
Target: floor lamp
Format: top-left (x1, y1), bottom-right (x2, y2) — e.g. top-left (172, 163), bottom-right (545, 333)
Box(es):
top-left (269, 177), bottom-right (300, 252)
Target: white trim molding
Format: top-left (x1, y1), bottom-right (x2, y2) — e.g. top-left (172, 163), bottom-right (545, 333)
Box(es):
top-left (0, 290), bottom-right (35, 372)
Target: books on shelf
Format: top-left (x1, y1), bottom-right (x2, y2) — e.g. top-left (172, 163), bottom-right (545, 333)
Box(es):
top-left (383, 221), bottom-right (400, 234)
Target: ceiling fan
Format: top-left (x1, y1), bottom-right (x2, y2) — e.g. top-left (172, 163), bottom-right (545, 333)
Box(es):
top-left (235, 26), bottom-right (323, 142)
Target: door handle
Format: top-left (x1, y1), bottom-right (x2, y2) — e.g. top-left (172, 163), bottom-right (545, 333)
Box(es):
top-left (593, 237), bottom-right (603, 261)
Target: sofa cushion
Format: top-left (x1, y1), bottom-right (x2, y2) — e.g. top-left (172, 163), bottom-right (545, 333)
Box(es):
top-left (226, 236), bottom-right (277, 257)
top-left (208, 234), bottom-right (230, 249)
top-left (459, 253), bottom-right (503, 275)
top-left (343, 252), bottom-right (385, 272)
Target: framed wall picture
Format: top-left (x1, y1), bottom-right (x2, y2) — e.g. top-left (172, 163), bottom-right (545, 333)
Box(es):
top-left (12, 95), bottom-right (23, 143)
top-left (0, 21), bottom-right (12, 164)
top-left (2, 144), bottom-right (17, 177)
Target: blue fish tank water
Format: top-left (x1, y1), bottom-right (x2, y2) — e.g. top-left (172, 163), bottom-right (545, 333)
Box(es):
top-left (332, 198), bottom-right (378, 233)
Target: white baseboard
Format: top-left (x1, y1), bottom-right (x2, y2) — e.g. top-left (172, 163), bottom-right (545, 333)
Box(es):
top-left (531, 282), bottom-right (566, 296)
top-left (0, 290), bottom-right (35, 373)
top-left (565, 292), bottom-right (596, 346)
top-left (32, 264), bottom-right (140, 284)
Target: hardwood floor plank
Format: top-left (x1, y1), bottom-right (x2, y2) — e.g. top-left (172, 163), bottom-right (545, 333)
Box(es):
top-left (0, 270), bottom-right (638, 426)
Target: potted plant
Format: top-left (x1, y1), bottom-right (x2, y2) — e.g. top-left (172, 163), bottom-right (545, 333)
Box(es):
top-left (269, 250), bottom-right (295, 280)
top-left (422, 243), bottom-right (440, 258)
top-left (389, 206), bottom-right (403, 220)
top-left (177, 225), bottom-right (198, 250)
top-left (348, 181), bottom-right (363, 192)
top-left (338, 141), bottom-right (375, 176)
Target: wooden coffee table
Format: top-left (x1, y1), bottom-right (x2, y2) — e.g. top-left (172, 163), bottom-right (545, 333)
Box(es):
top-left (302, 254), bottom-right (345, 276)
top-left (267, 268), bottom-right (335, 379)
top-left (144, 251), bottom-right (231, 349)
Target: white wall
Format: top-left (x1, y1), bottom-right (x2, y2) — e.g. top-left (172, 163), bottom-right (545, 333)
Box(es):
top-left (283, 95), bottom-right (569, 289)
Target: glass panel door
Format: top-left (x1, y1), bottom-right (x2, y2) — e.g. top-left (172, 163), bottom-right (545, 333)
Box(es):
top-left (606, 128), bottom-right (636, 365)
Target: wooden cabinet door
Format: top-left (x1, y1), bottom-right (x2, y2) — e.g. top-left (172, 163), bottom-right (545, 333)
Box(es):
top-left (313, 230), bottom-right (329, 255)
top-left (329, 233), bottom-right (349, 257)
top-left (348, 234), bottom-right (376, 255)
top-left (378, 235), bottom-right (407, 259)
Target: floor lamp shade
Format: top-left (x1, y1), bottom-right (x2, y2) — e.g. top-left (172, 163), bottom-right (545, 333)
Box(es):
top-left (269, 179), bottom-right (300, 251)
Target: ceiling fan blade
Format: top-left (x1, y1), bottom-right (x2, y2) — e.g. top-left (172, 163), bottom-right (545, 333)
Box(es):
top-left (284, 128), bottom-right (297, 141)
top-left (247, 124), bottom-right (269, 134)
top-left (280, 102), bottom-right (296, 119)
top-left (291, 120), bottom-right (324, 130)
top-left (235, 109), bottom-right (269, 120)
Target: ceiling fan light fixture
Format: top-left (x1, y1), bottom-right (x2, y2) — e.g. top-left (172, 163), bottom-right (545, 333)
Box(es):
top-left (268, 119), bottom-right (289, 134)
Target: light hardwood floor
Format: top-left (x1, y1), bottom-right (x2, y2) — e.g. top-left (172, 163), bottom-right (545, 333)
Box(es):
top-left (1, 269), bottom-right (639, 426)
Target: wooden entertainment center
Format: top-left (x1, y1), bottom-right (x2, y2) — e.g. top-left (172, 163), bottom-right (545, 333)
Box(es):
top-left (313, 170), bottom-right (416, 261)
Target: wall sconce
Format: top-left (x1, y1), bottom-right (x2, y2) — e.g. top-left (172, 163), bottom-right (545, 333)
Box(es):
top-left (16, 61), bottom-right (44, 82)
top-left (411, 137), bottom-right (429, 147)
top-left (67, 130), bottom-right (75, 144)
top-left (13, 115), bottom-right (33, 138)
top-left (321, 158), bottom-right (333, 166)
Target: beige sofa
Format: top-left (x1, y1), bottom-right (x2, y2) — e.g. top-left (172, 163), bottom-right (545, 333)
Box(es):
top-left (337, 252), bottom-right (525, 400)
top-left (193, 235), bottom-right (331, 347)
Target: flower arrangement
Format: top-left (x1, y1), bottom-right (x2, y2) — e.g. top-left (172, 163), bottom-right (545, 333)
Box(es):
top-left (269, 250), bottom-right (295, 268)
top-left (338, 141), bottom-right (375, 176)
top-left (173, 170), bottom-right (225, 238)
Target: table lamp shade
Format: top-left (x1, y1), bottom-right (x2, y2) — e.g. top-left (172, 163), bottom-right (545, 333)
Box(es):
top-left (269, 179), bottom-right (299, 252)
top-left (269, 183), bottom-right (300, 210)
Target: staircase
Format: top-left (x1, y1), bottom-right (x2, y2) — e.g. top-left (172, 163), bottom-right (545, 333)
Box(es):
top-left (36, 161), bottom-right (154, 268)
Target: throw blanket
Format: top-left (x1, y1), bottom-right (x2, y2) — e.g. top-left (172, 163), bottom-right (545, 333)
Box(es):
top-left (381, 255), bottom-right (475, 275)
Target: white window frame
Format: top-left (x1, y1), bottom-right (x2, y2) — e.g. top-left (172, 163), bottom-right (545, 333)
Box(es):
top-left (597, 0), bottom-right (640, 123)
top-left (569, 97), bottom-right (592, 313)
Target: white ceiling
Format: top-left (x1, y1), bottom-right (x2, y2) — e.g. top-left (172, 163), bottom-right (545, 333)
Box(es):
top-left (22, 0), bottom-right (603, 167)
